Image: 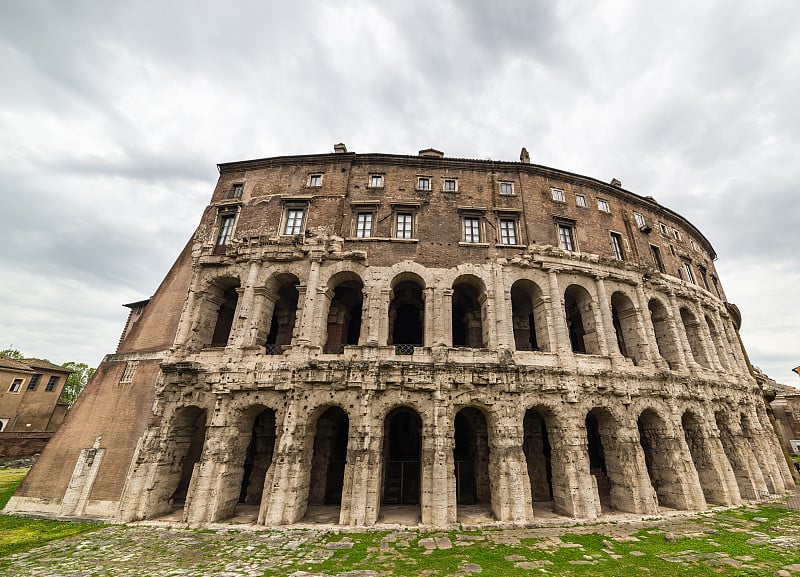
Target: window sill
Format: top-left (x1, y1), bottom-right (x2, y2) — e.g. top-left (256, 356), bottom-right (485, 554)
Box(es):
top-left (458, 242), bottom-right (489, 247)
top-left (497, 244), bottom-right (527, 249)
top-left (345, 237), bottom-right (418, 243)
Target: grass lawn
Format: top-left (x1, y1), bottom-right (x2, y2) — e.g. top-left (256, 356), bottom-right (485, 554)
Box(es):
top-left (0, 467), bottom-right (105, 558)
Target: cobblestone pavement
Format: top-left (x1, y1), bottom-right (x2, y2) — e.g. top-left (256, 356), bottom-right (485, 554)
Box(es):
top-left (3, 508), bottom-right (800, 577)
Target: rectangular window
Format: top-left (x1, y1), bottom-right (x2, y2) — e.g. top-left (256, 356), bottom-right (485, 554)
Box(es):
top-left (463, 217), bottom-right (481, 243)
top-left (597, 199), bottom-right (610, 213)
top-left (355, 212), bottom-right (373, 238)
top-left (27, 374), bottom-right (41, 391)
top-left (682, 260), bottom-right (696, 284)
top-left (120, 361), bottom-right (139, 383)
top-left (229, 183), bottom-right (243, 199)
top-left (9, 378), bottom-right (23, 393)
top-left (610, 232), bottom-right (625, 260)
top-left (308, 174), bottom-right (322, 187)
top-left (284, 208), bottom-right (305, 235)
top-left (672, 228), bottom-right (682, 241)
top-left (500, 182), bottom-right (514, 195)
top-left (45, 376), bottom-right (59, 392)
top-left (634, 212), bottom-right (646, 228)
top-left (369, 174), bottom-right (384, 188)
top-left (417, 177), bottom-right (431, 191)
top-left (551, 187), bottom-right (565, 202)
top-left (499, 219), bottom-right (518, 245)
top-left (396, 212), bottom-right (413, 239)
top-left (650, 244), bottom-right (665, 272)
top-left (575, 194), bottom-right (587, 207)
top-left (558, 223), bottom-right (576, 251)
top-left (658, 222), bottom-right (670, 236)
top-left (690, 238), bottom-right (697, 251)
top-left (216, 214), bottom-right (236, 246)
top-left (443, 178), bottom-right (457, 192)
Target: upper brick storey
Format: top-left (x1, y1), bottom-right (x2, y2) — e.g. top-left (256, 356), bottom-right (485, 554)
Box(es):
top-left (204, 151), bottom-right (724, 301)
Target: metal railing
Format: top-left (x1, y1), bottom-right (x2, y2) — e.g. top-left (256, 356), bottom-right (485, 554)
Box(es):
top-left (323, 343), bottom-right (347, 355)
top-left (394, 344), bottom-right (419, 356)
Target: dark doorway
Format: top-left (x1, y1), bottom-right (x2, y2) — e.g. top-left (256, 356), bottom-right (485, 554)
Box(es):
top-left (452, 281), bottom-right (484, 348)
top-left (238, 409), bottom-right (276, 505)
top-left (454, 407), bottom-right (491, 505)
top-left (265, 279), bottom-right (299, 352)
top-left (170, 407), bottom-right (208, 508)
top-left (586, 411), bottom-right (610, 500)
top-left (523, 408), bottom-right (553, 501)
top-left (210, 285), bottom-right (239, 347)
top-left (383, 407), bottom-right (422, 505)
top-left (389, 280), bottom-right (425, 347)
top-left (324, 280), bottom-right (363, 353)
top-left (308, 407), bottom-right (350, 506)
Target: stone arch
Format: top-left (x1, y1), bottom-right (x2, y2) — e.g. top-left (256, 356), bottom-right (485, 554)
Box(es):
top-left (323, 271), bottom-right (364, 353)
top-left (681, 410), bottom-right (729, 505)
top-left (453, 406), bottom-right (491, 507)
top-left (704, 313), bottom-right (730, 369)
top-left (741, 413), bottom-right (777, 493)
top-left (157, 405), bottom-right (208, 517)
top-left (263, 273), bottom-right (300, 353)
top-left (680, 306), bottom-right (711, 368)
top-left (389, 272), bottom-right (426, 348)
top-left (305, 405), bottom-right (350, 517)
top-left (201, 275), bottom-right (241, 348)
top-left (648, 297), bottom-right (681, 369)
top-left (510, 279), bottom-right (550, 352)
top-left (585, 407), bottom-right (630, 513)
top-left (638, 407), bottom-right (693, 510)
top-left (564, 284), bottom-right (600, 355)
top-left (452, 274), bottom-right (487, 348)
top-left (610, 291), bottom-right (644, 364)
top-left (381, 406), bottom-right (423, 515)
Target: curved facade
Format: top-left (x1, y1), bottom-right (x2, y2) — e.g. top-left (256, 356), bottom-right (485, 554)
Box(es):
top-left (6, 147), bottom-right (795, 527)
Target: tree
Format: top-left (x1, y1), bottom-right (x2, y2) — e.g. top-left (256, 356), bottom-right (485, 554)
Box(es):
top-left (0, 346), bottom-right (24, 359)
top-left (59, 362), bottom-right (95, 408)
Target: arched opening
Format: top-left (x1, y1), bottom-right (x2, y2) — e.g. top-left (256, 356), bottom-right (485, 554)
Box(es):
top-left (680, 307), bottom-right (710, 368)
top-left (382, 407), bottom-right (422, 511)
top-left (324, 276), bottom-right (363, 353)
top-left (681, 411), bottom-right (726, 505)
top-left (585, 411), bottom-right (611, 508)
top-left (564, 284), bottom-right (600, 355)
top-left (610, 292), bottom-right (642, 364)
top-left (523, 408), bottom-right (554, 509)
top-left (308, 407), bottom-right (349, 508)
top-left (453, 407), bottom-right (491, 507)
top-left (264, 275), bottom-right (299, 353)
top-left (389, 278), bottom-right (425, 349)
top-left (510, 279), bottom-right (550, 352)
top-left (648, 298), bottom-right (681, 369)
top-left (585, 408), bottom-right (637, 513)
top-left (638, 409), bottom-right (685, 509)
top-left (705, 314), bottom-right (730, 369)
top-left (741, 414), bottom-right (776, 493)
top-left (208, 279), bottom-right (240, 347)
top-left (452, 277), bottom-right (486, 348)
top-left (238, 408), bottom-right (276, 507)
top-left (168, 406), bottom-right (208, 513)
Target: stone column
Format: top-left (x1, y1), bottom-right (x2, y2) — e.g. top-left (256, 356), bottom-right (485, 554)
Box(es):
top-left (600, 423), bottom-right (659, 515)
top-left (492, 263), bottom-right (511, 350)
top-left (548, 415), bottom-right (599, 519)
top-left (377, 288), bottom-right (392, 346)
top-left (246, 287), bottom-right (277, 348)
top-left (681, 415), bottom-right (741, 506)
top-left (442, 288), bottom-right (454, 347)
top-left (592, 276), bottom-right (616, 360)
top-left (421, 395), bottom-right (457, 526)
top-left (478, 291), bottom-right (493, 349)
top-left (424, 287), bottom-right (435, 347)
top-left (260, 396), bottom-right (310, 525)
top-left (339, 393), bottom-right (382, 525)
top-left (185, 423), bottom-right (248, 525)
top-left (717, 310), bottom-right (749, 375)
top-left (697, 311), bottom-right (725, 372)
top-left (173, 276), bottom-right (206, 350)
top-left (294, 257), bottom-right (322, 346)
top-left (634, 283), bottom-right (669, 370)
top-left (545, 269), bottom-right (574, 368)
top-left (667, 292), bottom-right (699, 373)
top-left (718, 413), bottom-right (768, 499)
top-left (489, 417), bottom-right (534, 523)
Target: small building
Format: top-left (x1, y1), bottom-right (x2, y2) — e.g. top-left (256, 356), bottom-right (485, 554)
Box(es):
top-left (0, 356), bottom-right (72, 458)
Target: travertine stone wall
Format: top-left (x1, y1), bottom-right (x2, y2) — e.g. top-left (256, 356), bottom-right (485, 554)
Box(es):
top-left (6, 150), bottom-right (793, 527)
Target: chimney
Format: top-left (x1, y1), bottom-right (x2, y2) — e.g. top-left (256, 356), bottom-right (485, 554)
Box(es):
top-left (418, 148), bottom-right (444, 158)
top-left (333, 143), bottom-right (348, 154)
top-left (520, 147), bottom-right (530, 163)
top-left (610, 178), bottom-right (622, 187)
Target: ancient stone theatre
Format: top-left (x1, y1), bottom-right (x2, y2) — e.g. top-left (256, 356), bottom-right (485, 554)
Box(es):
top-left (5, 145), bottom-right (795, 527)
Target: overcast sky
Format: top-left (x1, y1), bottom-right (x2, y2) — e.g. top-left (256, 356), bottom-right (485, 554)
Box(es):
top-left (1, 1), bottom-right (798, 385)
